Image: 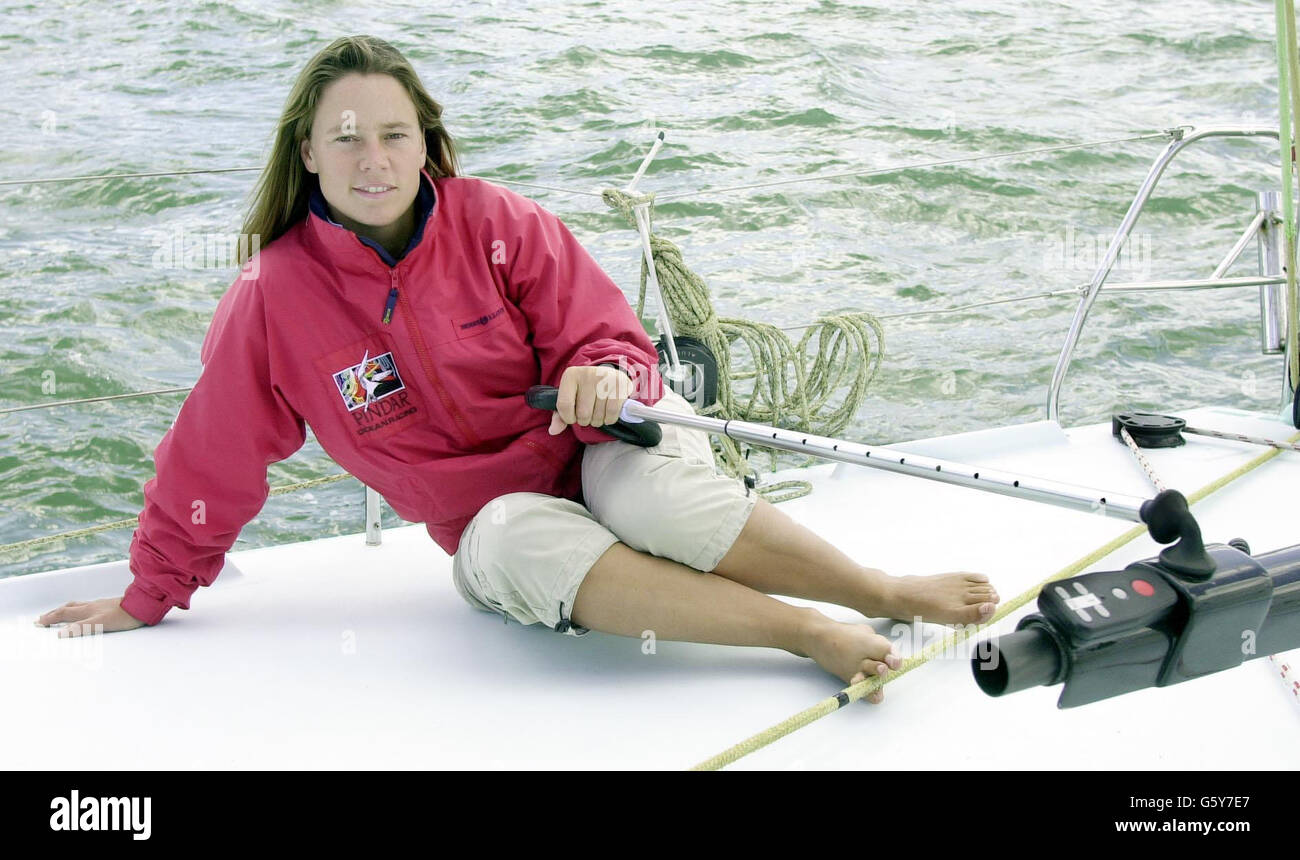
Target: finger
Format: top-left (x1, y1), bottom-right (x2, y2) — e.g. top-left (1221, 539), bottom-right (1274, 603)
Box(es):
top-left (586, 382), bottom-right (606, 427)
top-left (866, 633), bottom-right (897, 664)
top-left (549, 411), bottom-right (566, 435)
top-left (600, 388), bottom-right (629, 427)
top-left (593, 370), bottom-right (624, 426)
top-left (37, 601), bottom-right (83, 625)
top-left (556, 370), bottom-right (577, 425)
top-left (597, 394), bottom-right (621, 427)
top-left (594, 377), bottom-right (618, 426)
top-left (575, 378), bottom-right (597, 427)
top-left (608, 397), bottom-right (627, 427)
top-left (39, 605), bottom-right (84, 626)
top-left (858, 658), bottom-right (892, 681)
top-left (613, 368), bottom-right (634, 400)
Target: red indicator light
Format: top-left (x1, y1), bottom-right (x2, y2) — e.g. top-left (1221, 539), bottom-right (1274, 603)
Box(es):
top-left (1131, 579), bottom-right (1155, 597)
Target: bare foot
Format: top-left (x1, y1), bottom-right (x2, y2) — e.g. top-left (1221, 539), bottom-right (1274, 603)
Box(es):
top-left (800, 613), bottom-right (901, 705)
top-left (863, 570), bottom-right (1000, 626)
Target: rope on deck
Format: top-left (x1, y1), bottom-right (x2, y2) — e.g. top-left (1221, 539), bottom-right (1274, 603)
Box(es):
top-left (1119, 427), bottom-right (1168, 493)
top-left (688, 427), bottom-right (1300, 771)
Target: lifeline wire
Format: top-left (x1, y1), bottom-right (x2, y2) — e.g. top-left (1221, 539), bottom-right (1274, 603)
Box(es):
top-left (689, 428), bottom-right (1300, 770)
top-left (0, 130), bottom-right (1174, 193)
top-left (0, 472), bottom-right (357, 557)
top-left (0, 289), bottom-right (1086, 418)
top-left (651, 131), bottom-right (1179, 202)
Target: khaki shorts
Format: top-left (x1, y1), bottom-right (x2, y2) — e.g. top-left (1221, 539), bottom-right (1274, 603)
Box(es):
top-left (451, 388), bottom-right (758, 636)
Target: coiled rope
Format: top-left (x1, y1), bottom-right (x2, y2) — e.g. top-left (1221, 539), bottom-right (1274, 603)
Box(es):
top-left (602, 187), bottom-right (886, 504)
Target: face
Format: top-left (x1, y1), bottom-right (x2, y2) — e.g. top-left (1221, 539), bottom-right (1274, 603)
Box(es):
top-left (300, 73), bottom-right (427, 247)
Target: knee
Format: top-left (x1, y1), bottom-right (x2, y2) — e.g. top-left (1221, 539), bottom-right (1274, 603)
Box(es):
top-left (457, 492), bottom-right (613, 634)
top-left (588, 456), bottom-right (719, 555)
top-left (466, 492), bottom-right (561, 575)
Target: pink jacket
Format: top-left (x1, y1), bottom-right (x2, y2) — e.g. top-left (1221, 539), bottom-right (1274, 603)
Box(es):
top-left (122, 169), bottom-right (665, 625)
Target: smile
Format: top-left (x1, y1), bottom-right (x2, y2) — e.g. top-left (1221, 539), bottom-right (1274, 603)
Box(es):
top-left (354, 185), bottom-right (395, 198)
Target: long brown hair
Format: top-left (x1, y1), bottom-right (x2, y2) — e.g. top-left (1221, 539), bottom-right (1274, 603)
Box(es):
top-left (237, 35), bottom-right (461, 265)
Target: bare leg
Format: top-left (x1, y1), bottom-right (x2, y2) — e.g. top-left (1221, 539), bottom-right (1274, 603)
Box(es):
top-left (711, 496), bottom-right (999, 625)
top-left (570, 541), bottom-right (899, 701)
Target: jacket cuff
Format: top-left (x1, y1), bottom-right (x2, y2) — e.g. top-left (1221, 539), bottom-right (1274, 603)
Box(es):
top-left (120, 582), bottom-right (173, 626)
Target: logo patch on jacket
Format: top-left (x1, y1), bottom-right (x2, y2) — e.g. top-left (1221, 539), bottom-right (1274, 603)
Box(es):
top-left (333, 350), bottom-right (406, 412)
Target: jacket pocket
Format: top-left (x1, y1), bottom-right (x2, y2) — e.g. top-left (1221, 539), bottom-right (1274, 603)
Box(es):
top-left (312, 332), bottom-right (427, 446)
top-left (635, 389), bottom-right (716, 467)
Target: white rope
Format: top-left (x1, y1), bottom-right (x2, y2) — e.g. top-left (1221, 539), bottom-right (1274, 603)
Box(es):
top-left (1119, 426), bottom-right (1169, 493)
top-left (1184, 424), bottom-right (1300, 453)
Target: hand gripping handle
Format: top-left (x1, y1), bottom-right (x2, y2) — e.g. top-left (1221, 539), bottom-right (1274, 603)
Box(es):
top-left (525, 385), bottom-right (662, 447)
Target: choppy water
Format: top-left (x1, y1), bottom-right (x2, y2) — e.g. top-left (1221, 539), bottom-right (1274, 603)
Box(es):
top-left (0, 0), bottom-right (1292, 577)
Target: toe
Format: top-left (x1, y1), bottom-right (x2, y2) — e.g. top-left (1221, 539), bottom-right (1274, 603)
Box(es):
top-left (866, 635), bottom-right (896, 663)
top-left (851, 656), bottom-right (895, 686)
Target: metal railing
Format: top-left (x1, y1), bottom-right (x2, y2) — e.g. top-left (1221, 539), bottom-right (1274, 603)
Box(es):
top-left (1046, 125), bottom-right (1292, 422)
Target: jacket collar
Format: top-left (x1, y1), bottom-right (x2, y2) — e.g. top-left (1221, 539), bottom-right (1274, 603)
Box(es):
top-left (305, 167), bottom-right (437, 270)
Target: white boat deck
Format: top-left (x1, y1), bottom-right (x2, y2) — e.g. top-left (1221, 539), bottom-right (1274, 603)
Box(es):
top-left (5, 404), bottom-right (1299, 770)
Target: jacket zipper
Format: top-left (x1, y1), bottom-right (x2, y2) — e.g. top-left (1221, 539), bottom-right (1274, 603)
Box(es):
top-left (380, 263), bottom-right (565, 469)
top-left (387, 266), bottom-right (483, 449)
top-left (381, 275), bottom-right (399, 325)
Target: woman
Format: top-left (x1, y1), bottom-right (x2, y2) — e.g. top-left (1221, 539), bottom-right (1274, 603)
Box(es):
top-left (36, 35), bottom-right (999, 702)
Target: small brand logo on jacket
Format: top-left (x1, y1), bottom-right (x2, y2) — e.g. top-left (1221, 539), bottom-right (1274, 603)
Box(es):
top-left (458, 306), bottom-right (505, 331)
top-left (49, 790), bottom-right (151, 840)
